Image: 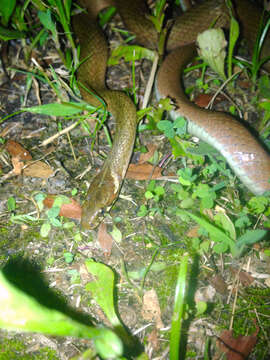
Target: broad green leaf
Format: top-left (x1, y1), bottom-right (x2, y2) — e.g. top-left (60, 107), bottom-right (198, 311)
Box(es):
top-left (236, 229), bottom-right (268, 250)
top-left (63, 252), bottom-right (74, 264)
top-left (154, 186), bottom-right (165, 196)
top-left (38, 10), bottom-right (57, 40)
top-left (47, 206), bottom-right (60, 219)
top-left (108, 45), bottom-right (155, 65)
top-left (145, 191), bottom-right (154, 199)
top-left (22, 102), bottom-right (85, 116)
top-left (110, 225), bottom-right (122, 243)
top-left (7, 197), bottom-right (16, 212)
top-left (195, 301), bottom-right (207, 316)
top-left (49, 217), bottom-right (62, 227)
top-left (179, 210), bottom-right (236, 256)
top-left (85, 260), bottom-right (121, 327)
top-left (197, 29), bottom-right (227, 80)
top-left (40, 223), bottom-right (51, 237)
top-left (0, 272), bottom-right (122, 359)
top-left (213, 242), bottom-right (228, 254)
top-left (52, 195), bottom-right (71, 207)
top-left (0, 0), bottom-right (16, 25)
top-left (214, 212), bottom-right (236, 240)
top-left (10, 214), bottom-right (38, 225)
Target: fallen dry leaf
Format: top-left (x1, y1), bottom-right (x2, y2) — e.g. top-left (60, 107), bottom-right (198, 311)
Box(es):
top-left (147, 329), bottom-right (160, 351)
top-left (23, 160), bottom-right (54, 178)
top-left (194, 93), bottom-right (213, 108)
top-left (97, 222), bottom-right (113, 257)
top-left (194, 93), bottom-right (223, 108)
top-left (142, 288), bottom-right (164, 329)
top-left (138, 144), bottom-right (158, 164)
top-left (43, 195), bottom-right (82, 219)
top-left (217, 325), bottom-right (259, 360)
top-left (11, 157), bottom-right (24, 175)
top-left (230, 267), bottom-right (255, 287)
top-left (186, 225), bottom-right (200, 238)
top-left (209, 274), bottom-right (228, 295)
top-left (5, 139), bottom-right (32, 160)
top-left (126, 163), bottom-right (162, 180)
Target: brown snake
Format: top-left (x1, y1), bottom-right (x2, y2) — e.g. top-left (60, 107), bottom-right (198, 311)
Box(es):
top-left (73, 0), bottom-right (270, 229)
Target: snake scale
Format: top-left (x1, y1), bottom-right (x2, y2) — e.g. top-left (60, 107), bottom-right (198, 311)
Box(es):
top-left (73, 0), bottom-right (270, 229)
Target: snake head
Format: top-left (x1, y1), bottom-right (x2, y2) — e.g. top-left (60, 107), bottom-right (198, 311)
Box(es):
top-left (80, 171), bottom-right (119, 230)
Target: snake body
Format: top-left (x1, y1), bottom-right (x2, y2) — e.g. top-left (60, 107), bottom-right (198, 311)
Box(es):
top-left (74, 0), bottom-right (270, 229)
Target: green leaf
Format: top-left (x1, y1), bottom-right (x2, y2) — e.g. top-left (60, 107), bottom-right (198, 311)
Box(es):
top-left (213, 242), bottom-right (228, 254)
top-left (85, 260), bottom-right (122, 327)
top-left (0, 271), bottom-right (122, 358)
top-left (0, 0), bottom-right (16, 25)
top-left (52, 195), bottom-right (71, 207)
top-left (197, 29), bottom-right (227, 80)
top-left (174, 116), bottom-right (187, 136)
top-left (180, 198), bottom-right (194, 209)
top-left (145, 191), bottom-right (154, 199)
top-left (154, 186), bottom-right (165, 196)
top-left (228, 15), bottom-right (240, 78)
top-left (195, 301), bottom-right (207, 316)
top-left (40, 223), bottom-right (51, 237)
top-left (137, 204), bottom-right (148, 217)
top-left (200, 196), bottom-right (213, 210)
top-left (110, 225), bottom-right (122, 243)
top-left (170, 255), bottom-right (189, 360)
top-left (10, 214), bottom-right (38, 225)
top-left (22, 102), bottom-right (85, 116)
top-left (63, 221), bottom-right (75, 229)
top-left (38, 10), bottom-right (57, 40)
top-left (50, 217), bottom-right (62, 227)
top-left (157, 120), bottom-right (175, 139)
top-left (0, 26), bottom-right (25, 41)
top-left (179, 210), bottom-right (236, 256)
top-left (63, 252), bottom-right (74, 264)
top-left (7, 197), bottom-right (16, 212)
top-left (47, 206), bottom-right (60, 219)
top-left (99, 6), bottom-right (116, 27)
top-left (214, 212), bottom-right (236, 240)
top-left (248, 196), bottom-right (268, 214)
top-left (259, 101), bottom-right (270, 110)
top-left (187, 141), bottom-right (218, 156)
top-left (235, 229), bottom-right (268, 250)
top-left (108, 45), bottom-right (154, 65)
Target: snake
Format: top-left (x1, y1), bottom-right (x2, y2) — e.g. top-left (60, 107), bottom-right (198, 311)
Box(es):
top-left (73, 0), bottom-right (270, 229)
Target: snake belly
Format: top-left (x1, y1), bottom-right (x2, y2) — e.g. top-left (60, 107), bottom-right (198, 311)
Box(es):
top-left (74, 0), bottom-right (270, 229)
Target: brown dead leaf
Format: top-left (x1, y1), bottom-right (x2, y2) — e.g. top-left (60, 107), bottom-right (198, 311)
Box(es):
top-left (5, 139), bottom-right (32, 160)
top-left (138, 144), bottom-right (158, 164)
top-left (142, 289), bottom-right (164, 329)
top-left (97, 222), bottom-right (113, 257)
top-left (11, 157), bottom-right (24, 175)
top-left (194, 94), bottom-right (213, 108)
top-left (147, 329), bottom-right (160, 351)
top-left (194, 93), bottom-right (224, 108)
top-left (23, 160), bottom-right (54, 178)
top-left (209, 274), bottom-right (228, 295)
top-left (43, 195), bottom-right (82, 219)
top-left (186, 225), bottom-right (200, 238)
top-left (126, 163), bottom-right (162, 180)
top-left (217, 325), bottom-right (259, 360)
top-left (230, 267), bottom-right (255, 287)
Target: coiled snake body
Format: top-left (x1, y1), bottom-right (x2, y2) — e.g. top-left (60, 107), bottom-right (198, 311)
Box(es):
top-left (73, 0), bottom-right (270, 229)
